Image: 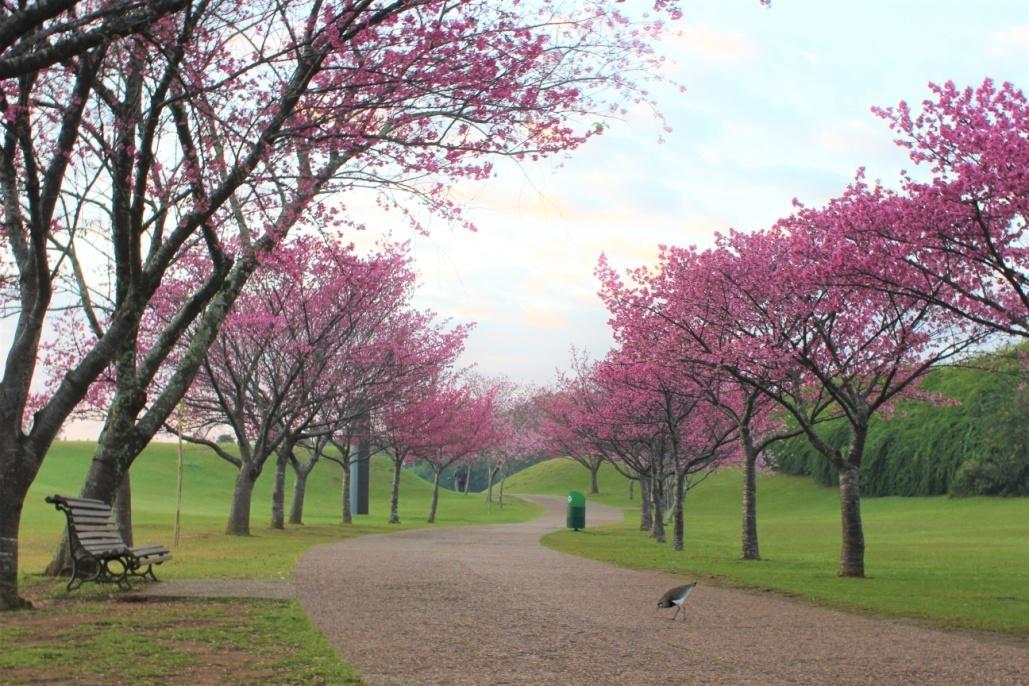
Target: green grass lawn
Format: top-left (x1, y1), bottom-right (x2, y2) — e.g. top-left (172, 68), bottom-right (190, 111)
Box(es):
top-left (9, 440), bottom-right (540, 685)
top-left (0, 598), bottom-right (358, 685)
top-left (21, 440), bottom-right (539, 580)
top-left (509, 459), bottom-right (1029, 636)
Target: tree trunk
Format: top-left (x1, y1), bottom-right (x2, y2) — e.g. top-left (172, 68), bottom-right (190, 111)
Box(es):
top-left (589, 461), bottom-right (600, 495)
top-left (498, 464), bottom-right (506, 509)
top-left (639, 475), bottom-right (652, 531)
top-left (0, 475), bottom-right (32, 610)
top-left (664, 476), bottom-right (675, 523)
top-left (270, 450), bottom-right (287, 530)
top-left (341, 457), bottom-right (352, 525)
top-left (741, 432), bottom-right (760, 560)
top-left (289, 469), bottom-right (309, 525)
top-left (389, 455), bottom-right (402, 524)
top-left (838, 463), bottom-right (865, 577)
top-left (114, 472), bottom-right (133, 547)
top-left (628, 478), bottom-right (634, 501)
top-left (672, 471), bottom-right (687, 551)
top-left (45, 438), bottom-right (127, 577)
top-left (427, 469), bottom-right (441, 523)
top-left (227, 469), bottom-right (258, 536)
top-left (463, 462), bottom-right (471, 494)
top-left (650, 475), bottom-right (665, 543)
top-left (485, 461), bottom-right (494, 511)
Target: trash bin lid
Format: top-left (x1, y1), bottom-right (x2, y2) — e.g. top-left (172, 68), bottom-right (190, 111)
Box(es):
top-left (567, 490), bottom-right (586, 507)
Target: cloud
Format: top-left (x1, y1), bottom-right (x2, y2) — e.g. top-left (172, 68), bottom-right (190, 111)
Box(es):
top-left (988, 24), bottom-right (1029, 57)
top-left (520, 306), bottom-right (568, 330)
top-left (664, 23), bottom-right (757, 64)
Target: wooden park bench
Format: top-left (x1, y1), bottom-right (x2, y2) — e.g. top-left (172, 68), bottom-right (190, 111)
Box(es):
top-left (45, 494), bottom-right (171, 591)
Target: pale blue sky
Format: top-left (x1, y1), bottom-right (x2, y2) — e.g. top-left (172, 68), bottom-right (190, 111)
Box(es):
top-left (387, 0), bottom-right (1029, 386)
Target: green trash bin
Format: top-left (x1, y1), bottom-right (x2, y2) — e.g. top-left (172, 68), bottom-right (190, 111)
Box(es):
top-left (567, 491), bottom-right (586, 531)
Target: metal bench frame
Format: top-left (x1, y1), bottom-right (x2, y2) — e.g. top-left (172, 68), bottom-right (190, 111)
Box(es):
top-left (46, 495), bottom-right (171, 591)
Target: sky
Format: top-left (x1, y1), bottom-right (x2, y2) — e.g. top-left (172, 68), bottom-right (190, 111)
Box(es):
top-left (8, 0), bottom-right (1028, 439)
top-left (359, 0), bottom-right (1029, 387)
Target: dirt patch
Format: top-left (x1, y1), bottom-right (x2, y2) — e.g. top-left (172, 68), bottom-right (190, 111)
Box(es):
top-left (125, 578), bottom-right (294, 600)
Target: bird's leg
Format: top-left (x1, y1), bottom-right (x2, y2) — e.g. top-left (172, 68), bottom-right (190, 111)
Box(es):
top-left (671, 605), bottom-right (680, 621)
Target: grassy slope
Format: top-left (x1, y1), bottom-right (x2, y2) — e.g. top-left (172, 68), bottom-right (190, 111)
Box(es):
top-left (773, 356), bottom-right (1029, 496)
top-left (501, 458), bottom-right (634, 507)
top-left (21, 440), bottom-right (539, 580)
top-left (508, 459), bottom-right (1029, 635)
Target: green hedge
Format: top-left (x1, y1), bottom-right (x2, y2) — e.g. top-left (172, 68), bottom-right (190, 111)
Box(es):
top-left (771, 350), bottom-right (1029, 497)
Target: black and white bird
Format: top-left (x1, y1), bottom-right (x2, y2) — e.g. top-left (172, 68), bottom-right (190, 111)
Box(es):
top-left (656, 582), bottom-right (697, 621)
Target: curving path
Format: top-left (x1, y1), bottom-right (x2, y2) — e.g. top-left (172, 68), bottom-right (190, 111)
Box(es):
top-left (295, 496), bottom-right (1028, 685)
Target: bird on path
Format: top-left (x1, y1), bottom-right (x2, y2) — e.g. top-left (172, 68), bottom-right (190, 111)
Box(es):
top-left (657, 582), bottom-right (697, 621)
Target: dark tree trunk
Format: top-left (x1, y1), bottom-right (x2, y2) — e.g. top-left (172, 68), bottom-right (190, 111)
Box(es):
top-left (485, 461), bottom-right (495, 510)
top-left (664, 477), bottom-right (675, 522)
top-left (227, 469), bottom-right (258, 535)
top-left (498, 464), bottom-right (506, 509)
top-left (427, 469), bottom-right (441, 523)
top-left (672, 471), bottom-right (687, 551)
top-left (650, 475), bottom-right (665, 543)
top-left (838, 463), bottom-right (865, 577)
top-left (45, 438), bottom-right (128, 577)
top-left (0, 474), bottom-right (32, 610)
top-left (628, 478), bottom-right (634, 501)
top-left (589, 461), bottom-right (600, 495)
top-left (289, 469), bottom-right (309, 525)
top-left (271, 450), bottom-right (287, 529)
top-left (389, 455), bottom-right (402, 524)
top-left (114, 472), bottom-right (133, 547)
top-left (341, 457), bottom-right (352, 525)
top-left (741, 431), bottom-right (760, 561)
top-left (639, 475), bottom-right (652, 531)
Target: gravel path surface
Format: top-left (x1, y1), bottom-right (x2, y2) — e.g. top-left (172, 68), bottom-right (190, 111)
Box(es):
top-left (295, 496), bottom-right (1028, 685)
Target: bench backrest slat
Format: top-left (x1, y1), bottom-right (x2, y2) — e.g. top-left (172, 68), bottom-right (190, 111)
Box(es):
top-left (74, 526), bottom-right (121, 534)
top-left (47, 495), bottom-right (131, 557)
top-left (69, 507), bottom-right (115, 517)
top-left (76, 531), bottom-right (124, 541)
top-left (62, 499), bottom-right (109, 510)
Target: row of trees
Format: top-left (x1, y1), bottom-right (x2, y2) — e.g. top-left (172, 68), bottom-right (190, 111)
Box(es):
top-left (45, 234), bottom-right (548, 568)
top-left (539, 79), bottom-right (1027, 578)
top-left (0, 0), bottom-right (682, 610)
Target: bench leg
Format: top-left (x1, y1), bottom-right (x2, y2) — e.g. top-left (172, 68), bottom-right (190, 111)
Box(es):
top-left (100, 558), bottom-right (132, 590)
top-left (68, 554), bottom-right (100, 591)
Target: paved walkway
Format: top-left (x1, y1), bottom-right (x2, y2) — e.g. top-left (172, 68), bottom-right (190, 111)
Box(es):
top-left (294, 496), bottom-right (1028, 686)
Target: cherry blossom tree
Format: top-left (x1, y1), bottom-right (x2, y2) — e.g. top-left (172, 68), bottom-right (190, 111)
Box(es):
top-left (487, 382), bottom-right (543, 509)
top-left (372, 314), bottom-right (470, 525)
top-left (598, 248), bottom-right (798, 560)
top-left (850, 80), bottom-right (1027, 340)
top-left (172, 237), bottom-right (417, 535)
top-left (415, 382), bottom-right (497, 523)
top-left (711, 210), bottom-right (987, 576)
top-left (539, 356), bottom-right (670, 538)
top-left (0, 1), bottom-right (187, 79)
